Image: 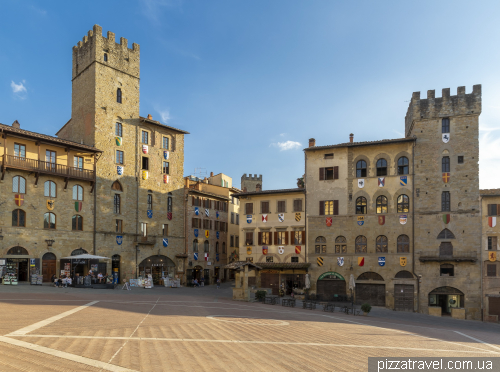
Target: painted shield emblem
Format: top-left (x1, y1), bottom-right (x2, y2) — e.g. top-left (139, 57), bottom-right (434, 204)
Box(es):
top-left (489, 251), bottom-right (497, 262)
top-left (378, 257), bottom-right (385, 267)
top-left (147, 210), bottom-right (153, 219)
top-left (400, 215), bottom-right (407, 225)
top-left (115, 136), bottom-right (122, 146)
top-left (400, 257), bottom-right (407, 266)
top-left (205, 209), bottom-right (209, 217)
top-left (194, 229), bottom-right (199, 238)
top-left (262, 214), bottom-right (267, 223)
top-left (247, 214), bottom-right (252, 224)
top-left (442, 172), bottom-right (450, 183)
top-left (278, 213), bottom-right (284, 222)
top-left (358, 179), bottom-right (365, 188)
top-left (216, 211), bottom-right (219, 219)
top-left (167, 212), bottom-right (172, 220)
top-left (358, 257), bottom-right (364, 266)
top-left (194, 252), bottom-right (198, 261)
top-left (46, 199), bottom-right (55, 211)
top-left (14, 194), bottom-right (24, 207)
top-left (326, 217), bottom-right (333, 227)
top-left (75, 201), bottom-right (82, 212)
top-left (337, 257), bottom-right (344, 266)
top-left (400, 176), bottom-right (408, 186)
top-left (204, 253), bottom-right (209, 261)
top-left (443, 214), bottom-right (450, 224)
top-left (163, 151), bottom-right (169, 160)
top-left (442, 133), bottom-right (450, 143)
top-left (262, 246), bottom-right (268, 255)
top-left (488, 217), bottom-right (496, 228)
top-left (163, 175), bottom-right (169, 184)
top-left (142, 144), bottom-right (148, 154)
top-left (317, 257), bottom-right (324, 266)
top-left (163, 238), bottom-right (168, 247)
top-left (378, 177), bottom-right (385, 187)
top-left (295, 213), bottom-right (301, 222)
top-left (194, 207), bottom-right (199, 215)
top-left (295, 246), bottom-right (301, 254)
top-left (205, 230), bottom-right (209, 238)
top-left (357, 216), bottom-right (364, 226)
top-left (278, 246), bottom-right (285, 255)
top-left (378, 216), bottom-right (385, 225)
top-left (247, 247), bottom-right (252, 255)
top-left (116, 236), bottom-right (123, 245)
top-left (142, 170), bottom-right (148, 180)
top-left (216, 231), bottom-right (220, 239)
top-left (117, 166), bottom-right (124, 175)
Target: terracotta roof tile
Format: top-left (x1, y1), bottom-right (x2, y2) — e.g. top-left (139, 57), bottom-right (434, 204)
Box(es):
top-left (233, 188), bottom-right (305, 198)
top-left (304, 137), bottom-right (415, 151)
top-left (139, 116), bottom-right (190, 134)
top-left (480, 189), bottom-right (500, 196)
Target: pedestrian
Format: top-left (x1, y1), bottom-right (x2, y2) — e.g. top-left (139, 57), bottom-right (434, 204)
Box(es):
top-left (200, 277), bottom-right (205, 287)
top-left (51, 274), bottom-right (57, 287)
top-left (62, 276), bottom-right (67, 288)
top-left (193, 278), bottom-right (199, 287)
top-left (216, 278), bottom-right (220, 289)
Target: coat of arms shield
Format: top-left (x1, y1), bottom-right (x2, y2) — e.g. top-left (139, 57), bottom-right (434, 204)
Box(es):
top-left (357, 216), bottom-right (364, 226)
top-left (117, 166), bottom-right (124, 175)
top-left (46, 199), bottom-right (55, 211)
top-left (378, 177), bottom-right (385, 187)
top-left (262, 214), bottom-right (267, 223)
top-left (163, 151), bottom-right (169, 159)
top-left (358, 179), bottom-right (365, 188)
top-left (278, 213), bottom-right (284, 222)
top-left (326, 217), bottom-right (332, 227)
top-left (337, 257), bottom-right (344, 266)
top-left (262, 246), bottom-right (268, 255)
top-left (295, 212), bottom-right (301, 222)
top-left (247, 214), bottom-right (252, 224)
top-left (400, 257), bottom-right (407, 266)
top-left (378, 257), bottom-right (385, 266)
top-left (278, 246), bottom-right (285, 254)
top-left (142, 145), bottom-right (148, 154)
top-left (163, 238), bottom-right (168, 247)
top-left (116, 236), bottom-right (123, 245)
top-left (400, 215), bottom-right (407, 225)
top-left (442, 133), bottom-right (450, 143)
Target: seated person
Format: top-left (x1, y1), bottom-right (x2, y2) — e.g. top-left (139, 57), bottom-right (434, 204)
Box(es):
top-left (97, 272), bottom-right (103, 283)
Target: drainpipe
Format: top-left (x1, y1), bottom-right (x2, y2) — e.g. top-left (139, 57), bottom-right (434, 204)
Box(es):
top-left (411, 139), bottom-right (419, 312)
top-left (480, 196), bottom-right (483, 321)
top-left (93, 155), bottom-right (97, 255)
top-left (136, 122), bottom-right (140, 278)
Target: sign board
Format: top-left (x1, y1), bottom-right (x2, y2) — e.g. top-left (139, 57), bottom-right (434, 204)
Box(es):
top-left (317, 271), bottom-right (345, 281)
top-left (207, 262), bottom-right (212, 266)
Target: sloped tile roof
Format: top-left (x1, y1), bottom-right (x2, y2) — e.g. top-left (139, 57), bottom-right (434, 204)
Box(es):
top-left (304, 137), bottom-right (415, 151)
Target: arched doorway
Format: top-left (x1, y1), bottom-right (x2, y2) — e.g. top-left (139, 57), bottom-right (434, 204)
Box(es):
top-left (6, 246), bottom-right (30, 282)
top-left (429, 286), bottom-right (464, 315)
top-left (316, 272), bottom-right (346, 301)
top-left (138, 255), bottom-right (175, 285)
top-left (71, 248), bottom-right (88, 256)
top-left (112, 254), bottom-right (121, 284)
top-left (356, 272), bottom-right (385, 307)
top-left (42, 252), bottom-right (56, 282)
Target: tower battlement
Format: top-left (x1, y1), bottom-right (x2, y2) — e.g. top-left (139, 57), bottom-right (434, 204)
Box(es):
top-left (405, 85), bottom-right (481, 137)
top-left (241, 174), bottom-right (262, 192)
top-left (72, 24), bottom-right (140, 80)
top-left (241, 174), bottom-right (262, 182)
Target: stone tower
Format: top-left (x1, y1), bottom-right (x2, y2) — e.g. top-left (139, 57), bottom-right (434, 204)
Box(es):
top-left (241, 174), bottom-right (262, 192)
top-left (407, 85), bottom-right (482, 319)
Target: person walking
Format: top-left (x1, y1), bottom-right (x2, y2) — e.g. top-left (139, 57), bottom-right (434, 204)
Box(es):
top-left (51, 274), bottom-right (57, 287)
top-left (200, 276), bottom-right (205, 287)
top-left (216, 278), bottom-right (220, 289)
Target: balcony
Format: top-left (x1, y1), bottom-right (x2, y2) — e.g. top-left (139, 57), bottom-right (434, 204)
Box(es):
top-left (2, 155), bottom-right (95, 181)
top-left (136, 236), bottom-right (156, 245)
top-left (419, 251), bottom-right (477, 262)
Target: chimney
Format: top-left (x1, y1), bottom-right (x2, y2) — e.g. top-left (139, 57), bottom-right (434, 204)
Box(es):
top-left (12, 120), bottom-right (20, 129)
top-left (210, 172), bottom-right (214, 177)
top-left (309, 138), bottom-right (316, 147)
top-left (147, 114), bottom-right (152, 120)
top-left (349, 133), bottom-right (354, 143)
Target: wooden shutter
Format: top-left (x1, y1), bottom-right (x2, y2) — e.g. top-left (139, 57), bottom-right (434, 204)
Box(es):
top-left (192, 218), bottom-right (195, 228)
top-left (497, 204), bottom-right (500, 216)
top-left (274, 232), bottom-right (278, 245)
top-left (258, 232), bottom-right (262, 245)
top-left (334, 166), bottom-right (339, 180)
top-left (334, 200), bottom-right (339, 215)
top-left (493, 236), bottom-right (498, 250)
top-left (192, 196), bottom-right (195, 205)
top-left (302, 230), bottom-right (306, 245)
top-left (269, 232), bottom-right (273, 245)
top-left (319, 201), bottom-right (325, 215)
top-left (285, 231), bottom-right (289, 245)
top-left (487, 264), bottom-right (497, 277)
top-left (319, 168), bottom-right (325, 180)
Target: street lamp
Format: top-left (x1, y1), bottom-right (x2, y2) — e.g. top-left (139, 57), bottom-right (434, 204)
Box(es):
top-left (45, 239), bottom-right (55, 248)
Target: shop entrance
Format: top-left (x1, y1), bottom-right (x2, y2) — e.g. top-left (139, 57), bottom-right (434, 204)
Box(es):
top-left (42, 252), bottom-right (57, 282)
top-left (429, 287), bottom-right (464, 315)
top-left (6, 246), bottom-right (30, 282)
top-left (192, 265), bottom-right (203, 281)
top-left (138, 255), bottom-right (175, 285)
top-left (261, 272), bottom-right (280, 295)
top-left (112, 255), bottom-right (120, 284)
top-left (284, 274), bottom-right (305, 295)
top-left (316, 272), bottom-right (346, 301)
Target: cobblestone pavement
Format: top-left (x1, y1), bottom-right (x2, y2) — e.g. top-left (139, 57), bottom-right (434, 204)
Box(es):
top-left (0, 283), bottom-right (499, 371)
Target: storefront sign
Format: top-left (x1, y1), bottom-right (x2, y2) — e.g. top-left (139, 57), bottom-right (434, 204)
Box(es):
top-left (317, 271), bottom-right (345, 281)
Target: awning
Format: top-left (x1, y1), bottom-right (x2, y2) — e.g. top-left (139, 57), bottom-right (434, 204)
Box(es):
top-left (61, 254), bottom-right (110, 260)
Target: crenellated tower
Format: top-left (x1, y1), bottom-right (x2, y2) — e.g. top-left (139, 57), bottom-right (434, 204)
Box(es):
top-left (241, 174), bottom-right (263, 192)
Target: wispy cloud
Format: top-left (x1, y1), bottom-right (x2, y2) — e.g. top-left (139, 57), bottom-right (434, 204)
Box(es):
top-left (155, 107), bottom-right (171, 123)
top-left (11, 80), bottom-right (27, 99)
top-left (140, 0), bottom-right (182, 23)
top-left (279, 133), bottom-right (287, 137)
top-left (270, 140), bottom-right (302, 151)
top-left (30, 5), bottom-right (47, 16)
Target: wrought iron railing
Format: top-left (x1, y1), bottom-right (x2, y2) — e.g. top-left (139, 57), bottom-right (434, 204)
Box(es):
top-left (3, 155), bottom-right (94, 180)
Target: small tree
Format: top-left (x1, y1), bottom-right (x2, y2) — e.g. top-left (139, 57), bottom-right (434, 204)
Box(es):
top-left (361, 303), bottom-right (372, 314)
top-left (255, 290), bottom-right (267, 302)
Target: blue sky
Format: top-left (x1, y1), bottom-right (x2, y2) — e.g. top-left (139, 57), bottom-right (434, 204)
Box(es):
top-left (2, 1), bottom-right (500, 190)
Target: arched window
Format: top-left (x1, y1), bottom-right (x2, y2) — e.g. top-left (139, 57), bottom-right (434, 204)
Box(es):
top-left (442, 118), bottom-right (450, 133)
top-left (104, 53), bottom-right (108, 62)
top-left (12, 209), bottom-right (26, 227)
top-left (7, 246), bottom-right (28, 255)
top-left (357, 272), bottom-right (384, 281)
top-left (117, 88), bottom-right (122, 103)
top-left (397, 156), bottom-right (409, 175)
top-left (114, 194), bottom-right (121, 214)
top-left (442, 156), bottom-right (450, 172)
top-left (397, 235), bottom-right (410, 253)
top-left (193, 239), bottom-right (198, 252)
top-left (395, 270), bottom-right (413, 279)
top-left (12, 176), bottom-right (26, 194)
top-left (222, 242), bottom-right (226, 254)
top-left (216, 241), bottom-right (219, 253)
top-left (376, 158), bottom-right (387, 176)
top-left (72, 185), bottom-right (83, 201)
top-left (71, 248), bottom-right (88, 256)
top-left (376, 235), bottom-right (388, 252)
top-left (397, 194), bottom-right (409, 213)
top-left (111, 181), bottom-right (123, 191)
top-left (355, 236), bottom-right (367, 253)
top-left (376, 195), bottom-right (388, 214)
top-left (315, 236), bottom-right (326, 254)
top-left (437, 228), bottom-right (455, 239)
top-left (42, 252), bottom-right (56, 260)
top-left (147, 193), bottom-right (153, 210)
top-left (356, 196), bottom-right (367, 214)
top-left (72, 215), bottom-right (83, 231)
top-left (356, 160), bottom-right (367, 177)
top-left (204, 240), bottom-right (210, 252)
top-left (43, 212), bottom-right (56, 229)
top-left (335, 236), bottom-right (346, 253)
top-left (44, 181), bottom-right (56, 198)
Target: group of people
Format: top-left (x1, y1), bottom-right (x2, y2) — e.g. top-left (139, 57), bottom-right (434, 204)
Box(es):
top-left (192, 277), bottom-right (221, 289)
top-left (51, 274), bottom-right (72, 288)
top-left (51, 271), bottom-right (109, 287)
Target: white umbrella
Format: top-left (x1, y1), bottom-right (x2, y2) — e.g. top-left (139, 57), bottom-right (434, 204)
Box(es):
top-left (61, 254), bottom-right (110, 260)
top-left (349, 274), bottom-right (355, 291)
top-left (305, 274), bottom-right (311, 289)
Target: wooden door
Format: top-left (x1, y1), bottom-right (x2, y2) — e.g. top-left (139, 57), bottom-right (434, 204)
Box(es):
top-left (356, 284), bottom-right (386, 306)
top-left (42, 260), bottom-right (56, 282)
top-left (261, 273), bottom-right (279, 295)
top-left (394, 284), bottom-right (414, 312)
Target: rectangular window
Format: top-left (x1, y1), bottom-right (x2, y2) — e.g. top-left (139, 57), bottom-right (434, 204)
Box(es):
top-left (163, 224), bottom-right (168, 237)
top-left (116, 219), bottom-right (123, 233)
top-left (458, 155), bottom-right (464, 164)
top-left (245, 203), bottom-right (253, 214)
top-left (266, 256), bottom-right (274, 262)
top-left (236, 214), bottom-right (239, 225)
top-left (259, 231), bottom-right (271, 245)
top-left (114, 194), bottom-right (121, 214)
top-left (142, 131), bottom-right (149, 144)
top-left (163, 136), bottom-right (169, 149)
top-left (147, 194), bottom-right (153, 210)
top-left (294, 231), bottom-right (303, 245)
top-left (261, 201), bottom-right (270, 214)
top-left (487, 204), bottom-right (499, 216)
top-left (291, 257), bottom-right (299, 263)
top-left (74, 156), bottom-right (84, 169)
top-left (215, 221), bottom-right (220, 231)
top-left (231, 212), bottom-right (234, 224)
top-left (277, 201), bottom-right (286, 213)
top-left (319, 166), bottom-right (339, 181)
top-left (488, 236), bottom-right (497, 251)
top-left (163, 161), bottom-right (169, 174)
top-left (442, 156), bottom-right (450, 172)
top-left (115, 122), bottom-right (122, 137)
top-left (116, 150), bottom-right (124, 165)
top-left (230, 235), bottom-right (234, 247)
top-left (235, 236), bottom-right (239, 246)
top-left (441, 191), bottom-right (450, 211)
top-left (142, 157), bottom-right (149, 170)
top-left (246, 232), bottom-right (254, 245)
top-left (277, 231), bottom-right (287, 245)
top-left (487, 264), bottom-right (497, 277)
top-left (442, 118), bottom-right (450, 133)
top-left (324, 153), bottom-right (334, 159)
top-left (141, 222), bottom-right (147, 237)
top-left (14, 143), bottom-right (26, 158)
top-left (293, 199), bottom-right (303, 212)
top-left (321, 200), bottom-right (338, 215)
top-left (46, 150), bottom-right (56, 171)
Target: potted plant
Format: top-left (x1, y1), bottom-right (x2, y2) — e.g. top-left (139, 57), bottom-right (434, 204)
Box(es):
top-left (361, 303), bottom-right (372, 316)
top-left (255, 290), bottom-right (267, 302)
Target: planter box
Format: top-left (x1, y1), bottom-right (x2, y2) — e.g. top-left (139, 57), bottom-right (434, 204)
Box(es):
top-left (451, 308), bottom-right (465, 320)
top-left (428, 306), bottom-right (442, 317)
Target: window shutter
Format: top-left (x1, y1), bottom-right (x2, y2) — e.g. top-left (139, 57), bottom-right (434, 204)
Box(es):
top-left (285, 231), bottom-right (289, 245)
top-left (274, 232), bottom-right (278, 245)
top-left (319, 201), bottom-right (325, 216)
top-left (191, 196), bottom-right (195, 205)
top-left (334, 166), bottom-right (339, 180)
top-left (334, 200), bottom-right (339, 215)
top-left (258, 232), bottom-right (262, 245)
top-left (497, 204), bottom-right (500, 216)
top-left (192, 218), bottom-right (195, 227)
top-left (269, 232), bottom-right (273, 245)
top-left (302, 230), bottom-right (306, 245)
top-left (493, 236), bottom-right (498, 250)
top-left (319, 168), bottom-right (325, 180)
top-left (487, 264), bottom-right (497, 277)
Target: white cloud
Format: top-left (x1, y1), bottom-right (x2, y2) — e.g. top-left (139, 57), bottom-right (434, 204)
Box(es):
top-left (11, 80), bottom-right (27, 99)
top-left (140, 0), bottom-right (182, 23)
top-left (270, 140), bottom-right (302, 151)
top-left (155, 108), bottom-right (171, 123)
top-left (279, 133), bottom-right (287, 137)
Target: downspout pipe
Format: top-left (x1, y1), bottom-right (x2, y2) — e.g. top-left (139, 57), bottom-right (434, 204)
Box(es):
top-left (411, 138), bottom-right (419, 312)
